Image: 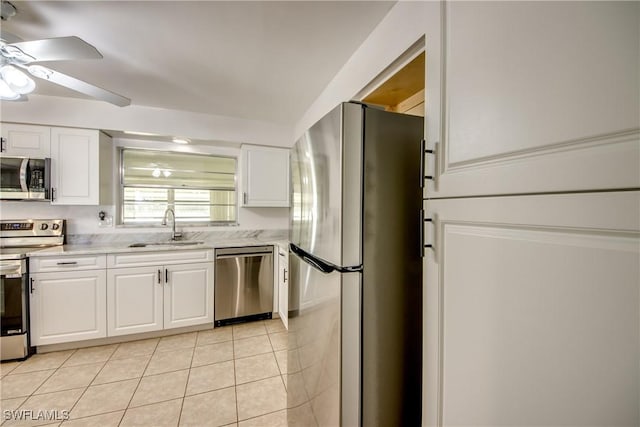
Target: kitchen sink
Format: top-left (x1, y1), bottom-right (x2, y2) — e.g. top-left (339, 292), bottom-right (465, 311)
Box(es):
top-left (128, 241), bottom-right (205, 248)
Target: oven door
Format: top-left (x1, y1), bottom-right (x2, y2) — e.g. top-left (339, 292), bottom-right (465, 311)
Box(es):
top-left (0, 259), bottom-right (29, 360)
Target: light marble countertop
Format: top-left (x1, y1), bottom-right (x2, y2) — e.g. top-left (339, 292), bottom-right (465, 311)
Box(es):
top-left (28, 238), bottom-right (290, 257)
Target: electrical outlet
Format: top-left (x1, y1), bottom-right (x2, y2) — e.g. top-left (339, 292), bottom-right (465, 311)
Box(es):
top-left (98, 210), bottom-right (113, 227)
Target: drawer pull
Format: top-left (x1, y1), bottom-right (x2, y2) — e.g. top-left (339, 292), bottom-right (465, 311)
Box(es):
top-left (56, 261), bottom-right (78, 266)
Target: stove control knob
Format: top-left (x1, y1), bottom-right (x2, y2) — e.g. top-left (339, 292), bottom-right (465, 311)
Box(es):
top-left (40, 223), bottom-right (49, 230)
top-left (52, 223), bottom-right (60, 230)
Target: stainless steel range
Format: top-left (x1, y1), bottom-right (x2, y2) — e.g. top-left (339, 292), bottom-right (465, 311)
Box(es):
top-left (0, 219), bottom-right (65, 361)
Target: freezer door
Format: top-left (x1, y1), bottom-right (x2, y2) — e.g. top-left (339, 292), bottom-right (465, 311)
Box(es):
top-left (290, 103), bottom-right (363, 268)
top-left (287, 251), bottom-right (361, 427)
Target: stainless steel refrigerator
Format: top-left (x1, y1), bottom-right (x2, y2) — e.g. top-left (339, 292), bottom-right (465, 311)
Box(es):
top-left (287, 102), bottom-right (423, 426)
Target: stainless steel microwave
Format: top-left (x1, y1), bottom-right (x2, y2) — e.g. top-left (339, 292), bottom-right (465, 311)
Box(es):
top-left (0, 157), bottom-right (51, 200)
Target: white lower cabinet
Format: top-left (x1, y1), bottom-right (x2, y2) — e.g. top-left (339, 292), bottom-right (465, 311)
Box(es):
top-left (107, 266), bottom-right (163, 336)
top-left (29, 249), bottom-right (216, 346)
top-left (164, 263), bottom-right (214, 329)
top-left (107, 257), bottom-right (214, 336)
top-left (30, 270), bottom-right (107, 346)
top-left (277, 248), bottom-right (288, 329)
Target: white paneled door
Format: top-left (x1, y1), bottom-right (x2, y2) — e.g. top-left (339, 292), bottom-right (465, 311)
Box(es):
top-left (30, 270), bottom-right (107, 346)
top-left (421, 2), bottom-right (640, 425)
top-left (107, 266), bottom-right (163, 336)
top-left (163, 262), bottom-right (214, 329)
top-left (425, 1), bottom-right (640, 198)
top-left (423, 191), bottom-right (640, 426)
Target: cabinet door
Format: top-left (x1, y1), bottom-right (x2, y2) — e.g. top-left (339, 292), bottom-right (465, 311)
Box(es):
top-left (0, 123), bottom-right (51, 157)
top-left (164, 262), bottom-right (214, 329)
top-left (107, 266), bottom-right (163, 336)
top-left (50, 127), bottom-right (99, 205)
top-left (423, 192), bottom-right (640, 426)
top-left (30, 270), bottom-right (107, 346)
top-left (277, 250), bottom-right (288, 329)
top-left (425, 2), bottom-right (639, 198)
top-left (242, 145), bottom-right (290, 207)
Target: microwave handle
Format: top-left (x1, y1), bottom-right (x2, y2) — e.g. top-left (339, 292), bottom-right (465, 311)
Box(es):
top-left (19, 159), bottom-right (29, 192)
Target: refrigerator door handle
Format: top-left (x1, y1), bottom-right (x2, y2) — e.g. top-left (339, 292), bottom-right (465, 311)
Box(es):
top-left (289, 243), bottom-right (362, 274)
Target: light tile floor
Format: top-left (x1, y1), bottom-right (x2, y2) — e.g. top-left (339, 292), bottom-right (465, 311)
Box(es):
top-left (0, 319), bottom-right (288, 427)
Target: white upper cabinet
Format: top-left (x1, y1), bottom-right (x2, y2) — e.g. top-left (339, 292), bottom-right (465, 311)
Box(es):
top-left (50, 127), bottom-right (113, 205)
top-left (0, 123), bottom-right (51, 157)
top-left (425, 1), bottom-right (640, 197)
top-left (241, 144), bottom-right (290, 207)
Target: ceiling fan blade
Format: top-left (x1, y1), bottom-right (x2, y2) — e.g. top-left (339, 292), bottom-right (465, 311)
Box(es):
top-left (10, 36), bottom-right (102, 62)
top-left (0, 30), bottom-right (23, 44)
top-left (28, 65), bottom-right (130, 107)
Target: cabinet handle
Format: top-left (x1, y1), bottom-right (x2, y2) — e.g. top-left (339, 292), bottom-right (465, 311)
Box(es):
top-left (51, 188), bottom-right (56, 202)
top-left (165, 268), bottom-right (169, 284)
top-left (243, 192), bottom-right (248, 205)
top-left (30, 278), bottom-right (34, 294)
top-left (419, 139), bottom-right (425, 188)
top-left (0, 137), bottom-right (5, 152)
top-left (158, 269), bottom-right (162, 284)
top-left (56, 261), bottom-right (78, 266)
top-left (423, 141), bottom-right (438, 183)
top-left (284, 269), bottom-right (287, 283)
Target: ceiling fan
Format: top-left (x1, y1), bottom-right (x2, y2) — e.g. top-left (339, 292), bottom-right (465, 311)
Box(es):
top-left (0, 2), bottom-right (130, 107)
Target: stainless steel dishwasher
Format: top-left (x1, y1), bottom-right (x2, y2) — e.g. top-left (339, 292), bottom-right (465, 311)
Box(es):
top-left (214, 246), bottom-right (274, 326)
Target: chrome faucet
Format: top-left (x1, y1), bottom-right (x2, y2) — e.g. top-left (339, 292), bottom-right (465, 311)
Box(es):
top-left (162, 207), bottom-right (182, 240)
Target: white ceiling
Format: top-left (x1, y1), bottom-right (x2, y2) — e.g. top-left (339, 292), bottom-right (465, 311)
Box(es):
top-left (1, 1), bottom-right (395, 125)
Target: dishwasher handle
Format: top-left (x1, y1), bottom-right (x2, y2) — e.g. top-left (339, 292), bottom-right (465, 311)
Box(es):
top-left (216, 252), bottom-right (272, 260)
top-left (216, 246), bottom-right (273, 258)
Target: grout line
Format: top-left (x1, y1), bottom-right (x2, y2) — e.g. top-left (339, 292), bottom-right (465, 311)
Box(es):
top-left (58, 408), bottom-right (124, 426)
top-left (6, 348), bottom-right (78, 376)
top-left (238, 407), bottom-right (286, 424)
top-left (233, 332), bottom-right (240, 425)
top-left (115, 339), bottom-right (160, 426)
top-left (66, 356), bottom-right (114, 420)
top-left (177, 334), bottom-right (197, 427)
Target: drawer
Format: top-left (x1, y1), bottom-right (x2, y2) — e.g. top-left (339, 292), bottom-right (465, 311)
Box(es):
top-left (30, 254), bottom-right (107, 273)
top-left (107, 249), bottom-right (214, 268)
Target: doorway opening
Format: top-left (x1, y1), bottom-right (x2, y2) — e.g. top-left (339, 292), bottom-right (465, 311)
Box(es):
top-left (357, 47), bottom-right (425, 118)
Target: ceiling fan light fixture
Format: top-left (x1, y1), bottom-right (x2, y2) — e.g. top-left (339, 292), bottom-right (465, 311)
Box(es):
top-left (0, 1), bottom-right (16, 21)
top-left (28, 64), bottom-right (53, 80)
top-left (0, 64), bottom-right (35, 94)
top-left (0, 78), bottom-right (19, 100)
top-left (1, 44), bottom-right (34, 63)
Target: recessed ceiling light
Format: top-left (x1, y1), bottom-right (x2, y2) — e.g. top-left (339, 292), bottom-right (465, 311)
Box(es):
top-left (172, 137), bottom-right (190, 144)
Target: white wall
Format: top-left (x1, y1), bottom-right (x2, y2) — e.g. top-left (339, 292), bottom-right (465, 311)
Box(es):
top-left (0, 136), bottom-right (288, 234)
top-left (293, 1), bottom-right (441, 145)
top-left (1, 94), bottom-right (293, 148)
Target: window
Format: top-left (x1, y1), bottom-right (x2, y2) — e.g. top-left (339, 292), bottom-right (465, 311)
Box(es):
top-left (120, 149), bottom-right (237, 225)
